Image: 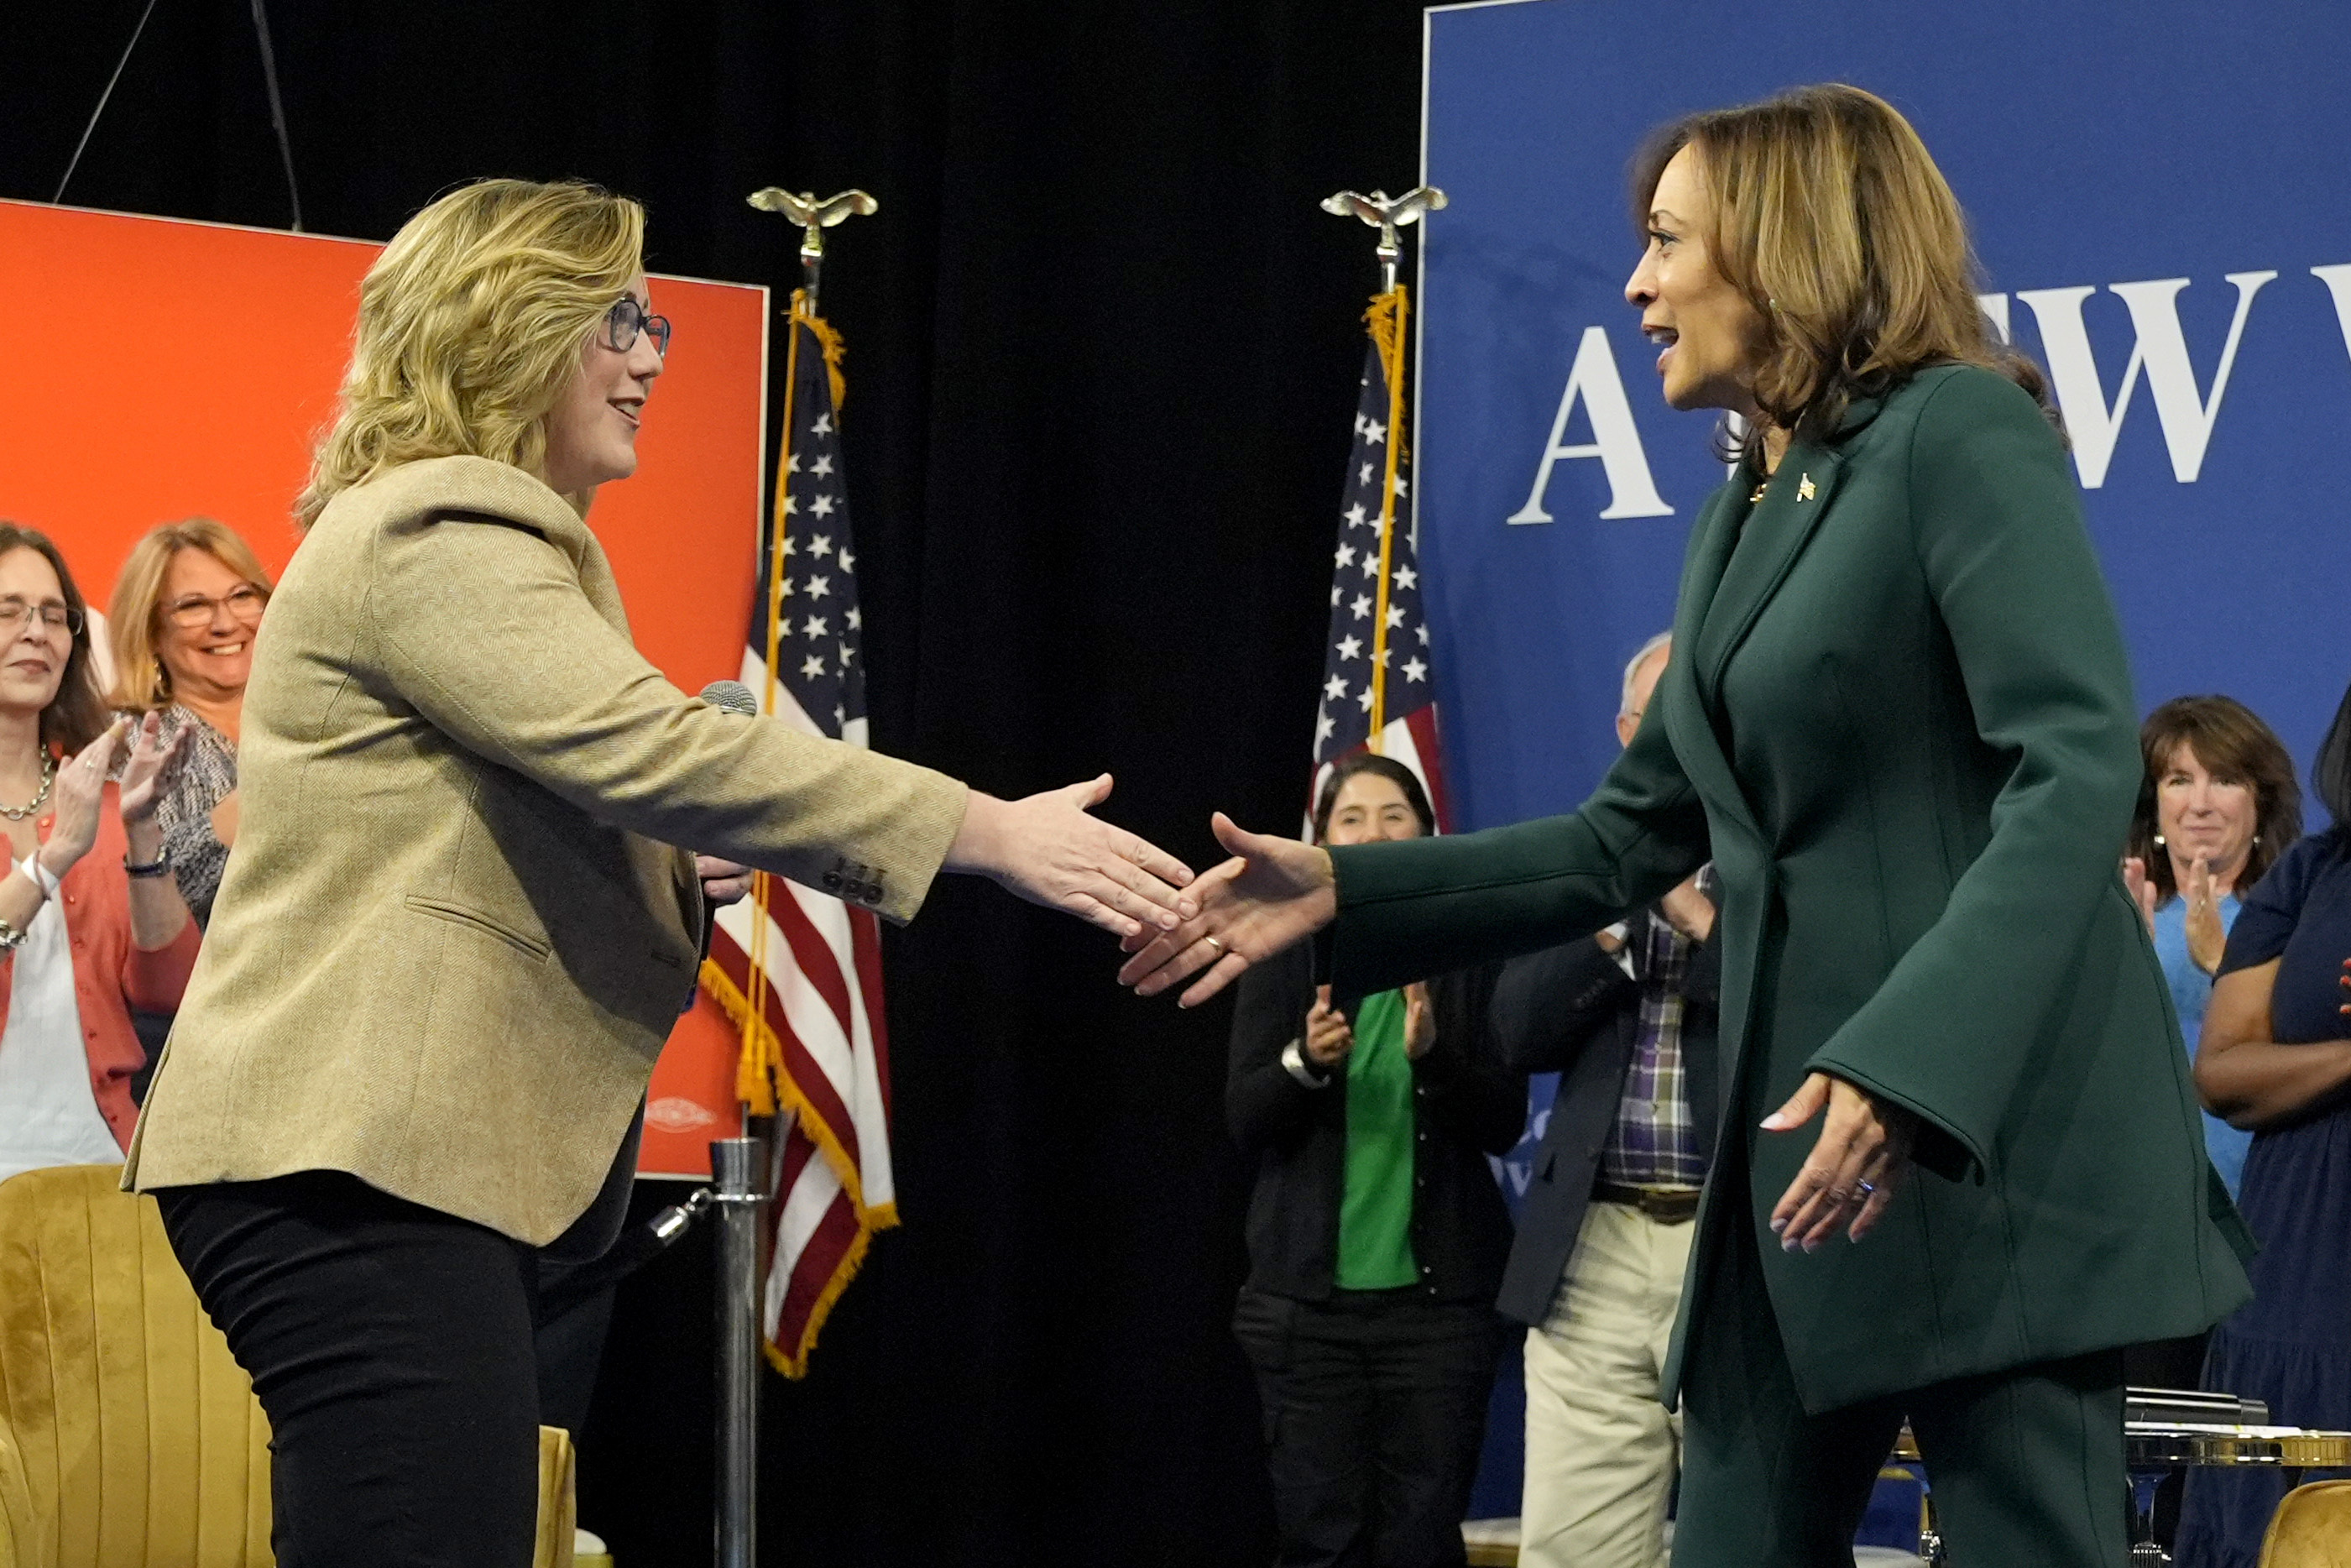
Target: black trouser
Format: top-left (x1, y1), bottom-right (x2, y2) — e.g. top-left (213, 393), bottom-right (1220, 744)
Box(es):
top-left (157, 1172), bottom-right (546, 1568)
top-left (1233, 1285), bottom-right (1507, 1568)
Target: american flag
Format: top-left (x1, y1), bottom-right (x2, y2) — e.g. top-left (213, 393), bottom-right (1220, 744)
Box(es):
top-left (697, 292), bottom-right (896, 1377)
top-left (1310, 287), bottom-right (1450, 830)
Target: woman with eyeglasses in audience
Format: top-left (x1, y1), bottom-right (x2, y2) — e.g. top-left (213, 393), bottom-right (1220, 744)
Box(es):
top-left (107, 519), bottom-right (272, 927)
top-left (0, 523), bottom-right (196, 1183)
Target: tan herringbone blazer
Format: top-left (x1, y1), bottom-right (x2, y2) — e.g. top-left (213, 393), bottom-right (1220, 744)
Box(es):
top-left (124, 457), bottom-right (968, 1243)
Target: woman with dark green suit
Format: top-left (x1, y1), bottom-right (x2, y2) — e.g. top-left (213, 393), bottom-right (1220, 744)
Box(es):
top-left (1127, 85), bottom-right (2253, 1565)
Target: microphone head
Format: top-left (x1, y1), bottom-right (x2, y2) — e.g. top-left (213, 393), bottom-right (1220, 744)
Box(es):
top-left (699, 679), bottom-right (759, 718)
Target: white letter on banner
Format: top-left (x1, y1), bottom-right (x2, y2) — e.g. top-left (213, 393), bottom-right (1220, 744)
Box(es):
top-left (2312, 265), bottom-right (2351, 365)
top-left (1977, 292), bottom-right (2011, 344)
top-left (2019, 272), bottom-right (2276, 488)
top-left (1507, 326), bottom-right (1673, 523)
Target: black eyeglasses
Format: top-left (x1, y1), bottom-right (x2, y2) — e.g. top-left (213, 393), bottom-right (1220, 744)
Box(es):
top-left (603, 297), bottom-right (672, 358)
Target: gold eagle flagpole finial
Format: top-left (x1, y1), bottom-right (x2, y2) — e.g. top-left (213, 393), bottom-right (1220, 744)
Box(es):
top-left (1319, 186), bottom-right (1447, 293)
top-left (747, 187), bottom-right (880, 310)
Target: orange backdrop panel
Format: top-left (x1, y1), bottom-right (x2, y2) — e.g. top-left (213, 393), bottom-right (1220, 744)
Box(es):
top-left (0, 197), bottom-right (764, 1176)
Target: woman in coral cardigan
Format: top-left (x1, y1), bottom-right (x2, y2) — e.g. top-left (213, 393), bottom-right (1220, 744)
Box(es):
top-left (0, 523), bottom-right (197, 1181)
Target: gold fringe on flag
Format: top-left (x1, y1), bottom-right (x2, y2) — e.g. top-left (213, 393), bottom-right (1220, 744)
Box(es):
top-left (697, 286), bottom-right (895, 1377)
top-left (1364, 285), bottom-right (1411, 743)
top-left (729, 287), bottom-right (854, 1118)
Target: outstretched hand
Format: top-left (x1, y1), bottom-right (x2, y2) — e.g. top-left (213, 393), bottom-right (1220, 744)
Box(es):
top-left (1117, 813), bottom-right (1338, 1008)
top-left (947, 774), bottom-right (1196, 940)
top-left (1762, 1071), bottom-right (1918, 1251)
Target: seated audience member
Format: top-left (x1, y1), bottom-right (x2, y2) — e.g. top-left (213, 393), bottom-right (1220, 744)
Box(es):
top-left (1226, 754), bottom-right (1521, 1568)
top-left (0, 524), bottom-right (198, 1182)
top-left (1492, 631), bottom-right (1720, 1568)
top-left (106, 518), bottom-right (270, 927)
top-left (2176, 679), bottom-right (2351, 1568)
top-left (2123, 695), bottom-right (2300, 1202)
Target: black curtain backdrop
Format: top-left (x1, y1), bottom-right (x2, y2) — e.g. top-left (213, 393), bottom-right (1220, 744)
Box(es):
top-left (6, 3), bottom-right (1441, 1562)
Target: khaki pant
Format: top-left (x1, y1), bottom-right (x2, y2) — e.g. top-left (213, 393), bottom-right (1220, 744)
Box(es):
top-left (1520, 1199), bottom-right (1695, 1568)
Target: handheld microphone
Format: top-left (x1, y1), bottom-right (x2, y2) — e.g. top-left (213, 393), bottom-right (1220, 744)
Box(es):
top-left (699, 679), bottom-right (758, 717)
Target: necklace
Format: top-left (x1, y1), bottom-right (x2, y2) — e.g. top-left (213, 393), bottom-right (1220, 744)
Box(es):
top-left (1748, 478), bottom-right (1769, 504)
top-left (0, 754), bottom-right (54, 821)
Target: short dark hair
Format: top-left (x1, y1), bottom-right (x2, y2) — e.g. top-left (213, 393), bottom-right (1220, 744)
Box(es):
top-left (0, 523), bottom-right (109, 755)
top-left (2126, 695), bottom-right (2301, 901)
top-left (1311, 754), bottom-right (1434, 845)
top-left (2314, 679), bottom-right (2351, 843)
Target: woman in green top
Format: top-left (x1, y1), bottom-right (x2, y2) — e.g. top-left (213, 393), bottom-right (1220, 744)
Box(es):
top-left (1142, 86), bottom-right (2250, 1565)
top-left (1226, 755), bottom-right (1521, 1568)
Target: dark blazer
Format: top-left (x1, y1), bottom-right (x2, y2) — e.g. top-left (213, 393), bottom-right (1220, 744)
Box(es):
top-left (1227, 940), bottom-right (1520, 1305)
top-left (1491, 899), bottom-right (1722, 1328)
top-left (1320, 366), bottom-right (2254, 1412)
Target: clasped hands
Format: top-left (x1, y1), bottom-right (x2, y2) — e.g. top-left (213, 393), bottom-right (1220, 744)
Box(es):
top-left (1116, 810), bottom-right (1914, 1248)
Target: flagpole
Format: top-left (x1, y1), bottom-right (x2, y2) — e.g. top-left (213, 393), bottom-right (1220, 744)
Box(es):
top-left (1320, 186), bottom-right (1445, 747)
top-left (703, 185), bottom-right (885, 1568)
top-left (710, 1136), bottom-right (763, 1568)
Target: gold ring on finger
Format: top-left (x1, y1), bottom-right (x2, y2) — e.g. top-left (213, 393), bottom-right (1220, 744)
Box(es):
top-left (1204, 936), bottom-right (1225, 955)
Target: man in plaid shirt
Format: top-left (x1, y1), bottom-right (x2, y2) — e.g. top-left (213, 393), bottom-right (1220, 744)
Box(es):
top-left (1490, 631), bottom-right (1724, 1568)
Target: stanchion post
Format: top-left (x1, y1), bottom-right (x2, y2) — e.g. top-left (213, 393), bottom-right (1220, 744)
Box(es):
top-left (710, 1136), bottom-right (765, 1568)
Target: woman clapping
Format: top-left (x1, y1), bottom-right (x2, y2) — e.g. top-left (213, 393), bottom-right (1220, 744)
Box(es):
top-left (0, 524), bottom-right (196, 1182)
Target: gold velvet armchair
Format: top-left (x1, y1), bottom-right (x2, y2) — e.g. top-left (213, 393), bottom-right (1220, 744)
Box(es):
top-left (0, 1164), bottom-right (577, 1568)
top-left (2263, 1479), bottom-right (2351, 1567)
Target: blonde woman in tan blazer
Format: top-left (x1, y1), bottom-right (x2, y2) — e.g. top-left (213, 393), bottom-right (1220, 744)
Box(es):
top-left (123, 178), bottom-right (1194, 1568)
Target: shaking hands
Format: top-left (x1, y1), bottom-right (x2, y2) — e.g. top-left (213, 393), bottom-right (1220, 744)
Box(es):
top-left (1117, 813), bottom-right (1338, 1006)
top-left (948, 773), bottom-right (1199, 940)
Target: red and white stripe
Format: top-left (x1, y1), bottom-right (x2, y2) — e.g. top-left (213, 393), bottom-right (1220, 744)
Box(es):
top-left (706, 665), bottom-right (896, 1377)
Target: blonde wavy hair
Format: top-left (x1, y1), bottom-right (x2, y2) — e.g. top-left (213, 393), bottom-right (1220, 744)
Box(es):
top-left (295, 178), bottom-right (646, 529)
top-left (106, 518), bottom-right (274, 711)
top-left (1633, 84), bottom-right (2056, 456)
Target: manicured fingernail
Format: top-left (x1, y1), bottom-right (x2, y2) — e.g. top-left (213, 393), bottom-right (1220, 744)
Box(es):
top-left (1768, 1217), bottom-right (1787, 1235)
top-left (1802, 1238), bottom-right (1821, 1254)
top-left (1782, 1236), bottom-right (1799, 1252)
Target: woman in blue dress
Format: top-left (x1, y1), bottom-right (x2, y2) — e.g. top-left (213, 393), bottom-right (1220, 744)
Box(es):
top-left (2177, 679), bottom-right (2351, 1568)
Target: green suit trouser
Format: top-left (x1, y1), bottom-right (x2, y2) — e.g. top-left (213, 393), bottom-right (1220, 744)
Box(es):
top-left (1669, 1193), bottom-right (2129, 1568)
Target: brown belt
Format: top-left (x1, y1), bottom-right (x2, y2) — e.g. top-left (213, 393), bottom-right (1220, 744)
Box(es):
top-left (1592, 1181), bottom-right (1701, 1225)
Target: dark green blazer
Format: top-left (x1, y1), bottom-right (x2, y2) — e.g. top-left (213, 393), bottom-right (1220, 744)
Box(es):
top-left (1329, 365), bottom-right (2253, 1413)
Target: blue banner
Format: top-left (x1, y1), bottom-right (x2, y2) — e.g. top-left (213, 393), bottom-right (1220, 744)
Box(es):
top-left (1420, 0), bottom-right (2351, 837)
